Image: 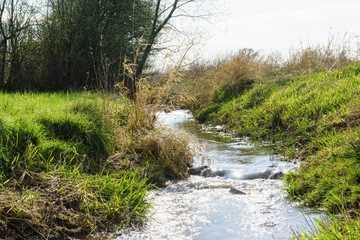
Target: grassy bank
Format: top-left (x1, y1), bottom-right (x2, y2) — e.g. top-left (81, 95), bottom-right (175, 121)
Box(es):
top-left (0, 92), bottom-right (194, 239)
top-left (172, 46), bottom-right (360, 238)
top-left (207, 64), bottom-right (360, 210)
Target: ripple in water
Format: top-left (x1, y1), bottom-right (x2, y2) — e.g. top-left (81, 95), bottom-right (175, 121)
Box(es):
top-left (114, 110), bottom-right (322, 240)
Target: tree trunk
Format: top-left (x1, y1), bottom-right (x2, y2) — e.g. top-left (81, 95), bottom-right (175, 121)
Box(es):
top-left (132, 0), bottom-right (179, 98)
top-left (0, 41), bottom-right (7, 88)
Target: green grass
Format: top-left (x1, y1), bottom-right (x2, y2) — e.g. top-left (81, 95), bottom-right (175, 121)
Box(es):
top-left (0, 91), bottom-right (194, 239)
top-left (0, 92), bottom-right (117, 179)
top-left (294, 214), bottom-right (360, 239)
top-left (0, 92), bottom-right (141, 238)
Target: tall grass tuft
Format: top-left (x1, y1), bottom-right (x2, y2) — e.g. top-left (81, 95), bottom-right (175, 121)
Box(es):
top-left (285, 44), bottom-right (354, 75)
top-left (136, 128), bottom-right (195, 182)
top-left (112, 60), bottom-right (196, 185)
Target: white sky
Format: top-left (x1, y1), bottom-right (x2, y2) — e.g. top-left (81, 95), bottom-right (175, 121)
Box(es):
top-left (27, 0), bottom-right (360, 67)
top-left (166, 0), bottom-right (360, 64)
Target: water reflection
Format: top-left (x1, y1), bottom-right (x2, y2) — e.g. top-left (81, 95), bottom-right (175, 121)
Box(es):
top-left (116, 110), bottom-right (322, 240)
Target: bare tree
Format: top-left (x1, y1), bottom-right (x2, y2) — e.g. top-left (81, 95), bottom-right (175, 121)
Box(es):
top-left (128, 0), bottom-right (198, 97)
top-left (0, 0), bottom-right (33, 89)
top-left (0, 0), bottom-right (8, 87)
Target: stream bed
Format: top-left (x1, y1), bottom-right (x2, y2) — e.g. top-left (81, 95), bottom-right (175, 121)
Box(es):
top-left (116, 110), bottom-right (322, 240)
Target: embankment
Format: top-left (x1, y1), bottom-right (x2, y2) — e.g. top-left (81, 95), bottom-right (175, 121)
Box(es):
top-left (193, 63), bottom-right (360, 212)
top-left (0, 92), bottom-right (193, 239)
top-left (180, 60), bottom-right (360, 237)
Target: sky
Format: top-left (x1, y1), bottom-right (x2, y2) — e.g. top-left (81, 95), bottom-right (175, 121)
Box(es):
top-left (27, 0), bottom-right (360, 67)
top-left (165, 0), bottom-right (360, 64)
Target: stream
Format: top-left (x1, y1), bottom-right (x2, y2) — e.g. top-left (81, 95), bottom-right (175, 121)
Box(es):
top-left (116, 110), bottom-right (321, 240)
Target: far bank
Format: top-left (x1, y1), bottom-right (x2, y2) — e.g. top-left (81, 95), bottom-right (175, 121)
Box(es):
top-left (170, 50), bottom-right (360, 238)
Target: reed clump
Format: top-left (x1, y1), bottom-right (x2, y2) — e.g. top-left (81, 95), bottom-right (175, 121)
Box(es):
top-left (285, 44), bottom-right (354, 75)
top-left (110, 79), bottom-right (196, 185)
top-left (136, 128), bottom-right (195, 181)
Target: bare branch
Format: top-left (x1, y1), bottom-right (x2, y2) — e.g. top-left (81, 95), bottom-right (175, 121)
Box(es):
top-left (158, 0), bottom-right (195, 17)
top-left (177, 0), bottom-right (196, 9)
top-left (0, 0), bottom-right (7, 39)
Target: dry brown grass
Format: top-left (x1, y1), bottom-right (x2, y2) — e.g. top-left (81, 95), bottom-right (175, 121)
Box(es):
top-left (0, 173), bottom-right (102, 240)
top-left (212, 50), bottom-right (266, 85)
top-left (172, 49), bottom-right (267, 109)
top-left (108, 61), bottom-right (197, 184)
top-left (135, 128), bottom-right (195, 181)
top-left (285, 45), bottom-right (353, 75)
top-left (163, 40), bottom-right (359, 111)
top-left (143, 64), bottom-right (198, 109)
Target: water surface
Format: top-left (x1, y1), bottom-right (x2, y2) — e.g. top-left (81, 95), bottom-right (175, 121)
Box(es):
top-left (116, 110), bottom-right (321, 240)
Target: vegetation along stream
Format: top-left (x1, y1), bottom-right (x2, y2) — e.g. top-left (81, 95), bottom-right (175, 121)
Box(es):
top-left (117, 110), bottom-right (322, 240)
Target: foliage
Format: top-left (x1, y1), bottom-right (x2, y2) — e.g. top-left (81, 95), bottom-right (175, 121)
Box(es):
top-left (38, 0), bottom-right (155, 91)
top-left (0, 0), bottom-right (199, 94)
top-left (0, 0), bottom-right (36, 90)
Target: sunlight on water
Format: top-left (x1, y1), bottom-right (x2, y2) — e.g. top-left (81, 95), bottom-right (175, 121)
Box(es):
top-left (115, 110), bottom-right (322, 240)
